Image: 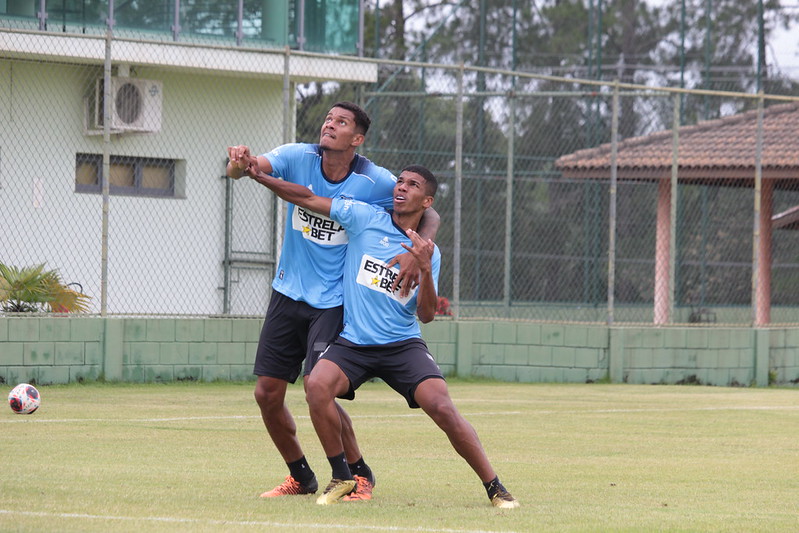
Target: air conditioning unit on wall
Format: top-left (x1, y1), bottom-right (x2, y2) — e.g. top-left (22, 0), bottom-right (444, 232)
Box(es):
top-left (89, 77), bottom-right (163, 133)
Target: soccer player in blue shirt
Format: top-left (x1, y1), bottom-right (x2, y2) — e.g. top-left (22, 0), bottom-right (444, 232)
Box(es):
top-left (227, 102), bottom-right (439, 501)
top-left (243, 163), bottom-right (519, 509)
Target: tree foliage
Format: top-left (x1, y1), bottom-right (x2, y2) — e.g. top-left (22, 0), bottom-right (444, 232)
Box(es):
top-left (293, 1), bottom-right (799, 307)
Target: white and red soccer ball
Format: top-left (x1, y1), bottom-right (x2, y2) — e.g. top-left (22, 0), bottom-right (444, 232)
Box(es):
top-left (8, 383), bottom-right (40, 414)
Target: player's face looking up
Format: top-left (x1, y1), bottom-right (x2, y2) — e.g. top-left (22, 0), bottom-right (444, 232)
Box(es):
top-left (393, 171), bottom-right (434, 214)
top-left (319, 107), bottom-right (364, 152)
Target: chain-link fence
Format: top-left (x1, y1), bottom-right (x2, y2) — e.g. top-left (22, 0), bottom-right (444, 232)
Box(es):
top-left (2, 21), bottom-right (799, 325)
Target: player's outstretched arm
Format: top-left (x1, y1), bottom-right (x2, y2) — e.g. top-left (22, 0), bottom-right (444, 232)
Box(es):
top-left (246, 167), bottom-right (332, 216)
top-left (401, 229), bottom-right (437, 323)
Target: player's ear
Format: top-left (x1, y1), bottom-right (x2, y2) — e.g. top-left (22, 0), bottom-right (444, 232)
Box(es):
top-left (351, 133), bottom-right (365, 148)
top-left (423, 195), bottom-right (434, 209)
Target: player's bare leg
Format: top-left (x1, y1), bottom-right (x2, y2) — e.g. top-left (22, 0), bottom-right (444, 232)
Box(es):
top-left (338, 401), bottom-right (361, 462)
top-left (413, 378), bottom-right (519, 508)
top-left (306, 360), bottom-right (351, 457)
top-left (336, 394), bottom-right (375, 501)
top-left (255, 375), bottom-right (303, 461)
top-left (255, 375), bottom-right (318, 497)
top-left (306, 360), bottom-right (358, 504)
top-left (413, 378), bottom-right (496, 481)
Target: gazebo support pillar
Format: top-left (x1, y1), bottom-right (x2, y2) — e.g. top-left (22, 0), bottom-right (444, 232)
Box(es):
top-left (755, 179), bottom-right (773, 325)
top-left (654, 179), bottom-right (671, 324)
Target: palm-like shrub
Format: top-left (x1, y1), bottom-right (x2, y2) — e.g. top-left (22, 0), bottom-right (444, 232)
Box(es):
top-left (0, 263), bottom-right (90, 313)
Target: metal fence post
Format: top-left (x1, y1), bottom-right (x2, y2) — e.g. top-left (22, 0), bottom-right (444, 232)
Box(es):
top-left (222, 178), bottom-right (233, 315)
top-left (503, 92), bottom-right (515, 315)
top-left (236, 0), bottom-right (243, 46)
top-left (172, 0), bottom-right (181, 41)
top-left (669, 92), bottom-right (681, 323)
top-left (607, 80), bottom-right (619, 325)
top-left (282, 48), bottom-right (292, 144)
top-left (274, 46), bottom-right (293, 277)
top-left (37, 0), bottom-right (46, 30)
top-left (100, 0), bottom-right (115, 317)
top-left (453, 63), bottom-right (464, 320)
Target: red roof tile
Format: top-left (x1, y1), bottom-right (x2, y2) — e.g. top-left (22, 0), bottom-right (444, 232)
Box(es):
top-left (555, 102), bottom-right (799, 182)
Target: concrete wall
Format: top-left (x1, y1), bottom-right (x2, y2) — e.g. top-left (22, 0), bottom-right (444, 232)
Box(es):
top-left (0, 317), bottom-right (260, 384)
top-left (2, 317), bottom-right (798, 387)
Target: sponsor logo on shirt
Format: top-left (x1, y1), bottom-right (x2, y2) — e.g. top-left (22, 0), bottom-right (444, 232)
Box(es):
top-left (356, 254), bottom-right (414, 305)
top-left (292, 207), bottom-right (348, 245)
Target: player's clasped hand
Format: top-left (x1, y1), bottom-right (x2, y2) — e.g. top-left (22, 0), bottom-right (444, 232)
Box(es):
top-left (227, 145), bottom-right (255, 173)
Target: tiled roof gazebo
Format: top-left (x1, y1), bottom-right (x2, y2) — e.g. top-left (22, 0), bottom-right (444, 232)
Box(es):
top-left (555, 102), bottom-right (799, 325)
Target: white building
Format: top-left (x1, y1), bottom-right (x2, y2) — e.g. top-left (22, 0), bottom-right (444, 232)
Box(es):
top-left (0, 2), bottom-right (375, 316)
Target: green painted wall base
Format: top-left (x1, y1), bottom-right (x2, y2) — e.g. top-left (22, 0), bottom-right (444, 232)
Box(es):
top-left (1, 317), bottom-right (798, 387)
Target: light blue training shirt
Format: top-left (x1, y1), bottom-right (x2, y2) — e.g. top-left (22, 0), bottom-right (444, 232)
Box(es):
top-left (264, 143), bottom-right (395, 308)
top-left (329, 197), bottom-right (441, 345)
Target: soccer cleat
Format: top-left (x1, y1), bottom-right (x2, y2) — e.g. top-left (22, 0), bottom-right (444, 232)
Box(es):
top-left (342, 475), bottom-right (373, 501)
top-left (315, 478), bottom-right (356, 505)
top-left (259, 475), bottom-right (318, 498)
top-left (490, 487), bottom-right (520, 509)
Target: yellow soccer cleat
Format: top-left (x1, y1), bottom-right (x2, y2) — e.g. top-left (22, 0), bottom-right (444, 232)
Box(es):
top-left (316, 478), bottom-right (356, 505)
top-left (490, 486), bottom-right (520, 509)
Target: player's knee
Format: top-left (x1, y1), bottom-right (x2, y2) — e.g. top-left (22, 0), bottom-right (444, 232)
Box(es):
top-left (423, 397), bottom-right (458, 426)
top-left (254, 379), bottom-right (283, 410)
top-left (304, 374), bottom-right (332, 408)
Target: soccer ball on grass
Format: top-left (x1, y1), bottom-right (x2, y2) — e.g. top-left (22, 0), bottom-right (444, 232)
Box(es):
top-left (8, 383), bottom-right (40, 414)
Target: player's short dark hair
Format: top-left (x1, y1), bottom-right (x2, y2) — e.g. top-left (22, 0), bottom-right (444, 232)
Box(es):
top-left (332, 101), bottom-right (371, 134)
top-left (401, 164), bottom-right (438, 197)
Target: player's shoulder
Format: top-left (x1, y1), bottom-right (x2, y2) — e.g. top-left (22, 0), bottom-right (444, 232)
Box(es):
top-left (266, 143), bottom-right (319, 159)
top-left (334, 195), bottom-right (373, 211)
top-left (333, 196), bottom-right (389, 224)
top-left (351, 153), bottom-right (397, 183)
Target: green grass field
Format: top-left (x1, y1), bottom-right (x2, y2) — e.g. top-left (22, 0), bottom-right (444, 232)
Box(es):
top-left (1, 380), bottom-right (797, 532)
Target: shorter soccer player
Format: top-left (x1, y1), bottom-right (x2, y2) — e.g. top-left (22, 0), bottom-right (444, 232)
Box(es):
top-left (244, 163), bottom-right (519, 509)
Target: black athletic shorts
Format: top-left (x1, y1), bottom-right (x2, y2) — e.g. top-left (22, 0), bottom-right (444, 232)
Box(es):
top-left (253, 290), bottom-right (343, 383)
top-left (319, 337), bottom-right (444, 408)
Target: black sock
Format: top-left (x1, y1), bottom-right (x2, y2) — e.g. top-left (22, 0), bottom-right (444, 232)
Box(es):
top-left (484, 476), bottom-right (503, 499)
top-left (348, 457), bottom-right (375, 485)
top-left (327, 452), bottom-right (353, 481)
top-left (287, 456), bottom-right (315, 487)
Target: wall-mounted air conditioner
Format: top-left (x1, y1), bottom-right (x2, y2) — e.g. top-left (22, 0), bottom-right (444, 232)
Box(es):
top-left (88, 77), bottom-right (163, 133)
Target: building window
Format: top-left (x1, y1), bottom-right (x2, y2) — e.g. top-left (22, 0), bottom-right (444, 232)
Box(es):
top-left (75, 153), bottom-right (178, 197)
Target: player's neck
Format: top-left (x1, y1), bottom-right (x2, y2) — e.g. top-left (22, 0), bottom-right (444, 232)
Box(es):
top-left (391, 211), bottom-right (423, 234)
top-left (321, 149), bottom-right (355, 182)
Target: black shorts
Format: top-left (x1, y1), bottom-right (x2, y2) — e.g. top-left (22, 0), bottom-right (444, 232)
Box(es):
top-left (253, 290), bottom-right (343, 383)
top-left (319, 337), bottom-right (444, 408)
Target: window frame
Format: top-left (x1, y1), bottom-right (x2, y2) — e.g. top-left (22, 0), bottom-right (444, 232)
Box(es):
top-left (75, 153), bottom-right (177, 198)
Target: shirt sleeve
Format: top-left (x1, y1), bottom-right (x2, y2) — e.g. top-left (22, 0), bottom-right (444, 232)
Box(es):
top-left (330, 197), bottom-right (373, 237)
top-left (431, 246), bottom-right (442, 293)
top-left (263, 143), bottom-right (303, 182)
